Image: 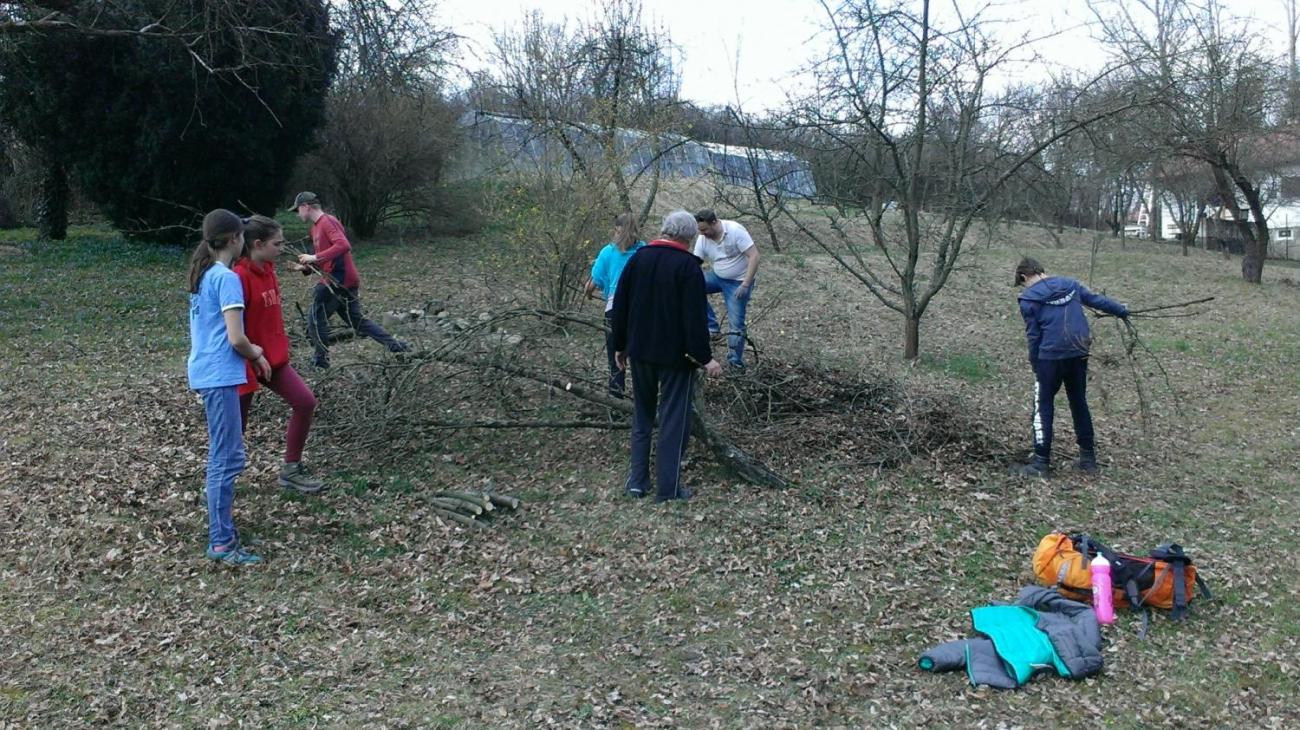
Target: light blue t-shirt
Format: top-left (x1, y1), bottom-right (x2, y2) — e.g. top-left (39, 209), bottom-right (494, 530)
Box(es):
top-left (187, 261), bottom-right (248, 390)
top-left (590, 241), bottom-right (645, 311)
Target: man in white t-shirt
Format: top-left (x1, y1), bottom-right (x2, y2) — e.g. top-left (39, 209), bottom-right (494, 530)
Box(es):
top-left (693, 209), bottom-right (760, 368)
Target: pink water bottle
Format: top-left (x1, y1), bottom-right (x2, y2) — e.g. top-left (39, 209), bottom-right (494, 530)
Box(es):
top-left (1091, 555), bottom-right (1116, 624)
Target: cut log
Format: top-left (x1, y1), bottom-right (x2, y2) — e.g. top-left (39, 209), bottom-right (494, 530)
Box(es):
top-left (434, 490), bottom-right (494, 512)
top-left (431, 506), bottom-right (484, 529)
top-left (487, 493), bottom-right (521, 510)
top-left (431, 497), bottom-right (482, 516)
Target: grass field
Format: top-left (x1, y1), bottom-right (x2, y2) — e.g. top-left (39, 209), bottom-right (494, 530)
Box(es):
top-left (1, 218), bottom-right (1298, 727)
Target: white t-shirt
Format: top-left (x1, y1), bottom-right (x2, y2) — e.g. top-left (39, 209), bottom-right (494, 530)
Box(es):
top-left (694, 220), bottom-right (755, 280)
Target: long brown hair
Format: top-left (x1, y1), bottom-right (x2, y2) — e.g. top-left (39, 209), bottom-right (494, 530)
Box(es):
top-left (187, 209), bottom-right (244, 293)
top-left (613, 212), bottom-right (639, 253)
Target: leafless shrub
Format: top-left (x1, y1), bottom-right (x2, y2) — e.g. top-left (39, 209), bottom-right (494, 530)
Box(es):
top-left (294, 87), bottom-right (461, 238)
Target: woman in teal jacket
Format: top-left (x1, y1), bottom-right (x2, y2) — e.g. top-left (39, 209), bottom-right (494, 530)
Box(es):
top-left (585, 213), bottom-right (645, 397)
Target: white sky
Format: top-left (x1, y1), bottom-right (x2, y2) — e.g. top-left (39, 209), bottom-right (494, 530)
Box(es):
top-left (438, 0), bottom-right (1295, 111)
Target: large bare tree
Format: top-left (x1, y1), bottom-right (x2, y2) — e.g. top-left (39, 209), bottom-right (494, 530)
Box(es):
top-left (1092, 0), bottom-right (1285, 283)
top-left (785, 0), bottom-right (1137, 359)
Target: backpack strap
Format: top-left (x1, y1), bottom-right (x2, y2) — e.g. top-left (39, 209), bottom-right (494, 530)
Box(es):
top-left (1152, 544), bottom-right (1195, 621)
top-left (1121, 561), bottom-right (1150, 610)
top-left (1195, 574), bottom-right (1212, 600)
top-left (1136, 607), bottom-right (1151, 640)
top-left (1169, 561), bottom-right (1189, 621)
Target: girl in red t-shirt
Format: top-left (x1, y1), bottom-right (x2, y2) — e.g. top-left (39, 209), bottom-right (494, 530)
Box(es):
top-left (235, 215), bottom-right (326, 494)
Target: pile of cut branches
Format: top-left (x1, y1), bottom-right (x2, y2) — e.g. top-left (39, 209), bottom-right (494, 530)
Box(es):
top-left (306, 307), bottom-right (1004, 486)
top-left (427, 489), bottom-right (521, 529)
top-left (702, 361), bottom-right (1005, 469)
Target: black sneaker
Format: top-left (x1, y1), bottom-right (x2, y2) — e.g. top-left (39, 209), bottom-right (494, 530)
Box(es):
top-left (1009, 457), bottom-right (1051, 478)
top-left (1073, 449), bottom-right (1099, 475)
top-left (625, 486), bottom-right (647, 498)
top-left (655, 487), bottom-right (693, 503)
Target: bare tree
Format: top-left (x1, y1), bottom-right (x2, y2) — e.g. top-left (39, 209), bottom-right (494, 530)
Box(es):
top-left (1157, 160), bottom-right (1211, 255)
top-left (708, 106), bottom-right (791, 252)
top-left (1287, 0), bottom-right (1300, 121)
top-left (332, 0), bottom-right (457, 90)
top-left (784, 0), bottom-right (1137, 359)
top-left (1092, 0), bottom-right (1285, 283)
top-left (488, 0), bottom-right (681, 228)
top-left (295, 0), bottom-right (461, 238)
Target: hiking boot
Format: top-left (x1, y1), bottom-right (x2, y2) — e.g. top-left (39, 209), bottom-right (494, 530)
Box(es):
top-left (625, 486), bottom-right (647, 498)
top-left (206, 543), bottom-right (262, 566)
top-left (1074, 448), bottom-right (1099, 475)
top-left (389, 340), bottom-right (411, 353)
top-left (1009, 455), bottom-right (1051, 478)
top-left (279, 462), bottom-right (327, 494)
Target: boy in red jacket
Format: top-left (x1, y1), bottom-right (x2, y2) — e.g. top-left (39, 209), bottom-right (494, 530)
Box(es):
top-left (290, 192), bottom-right (408, 368)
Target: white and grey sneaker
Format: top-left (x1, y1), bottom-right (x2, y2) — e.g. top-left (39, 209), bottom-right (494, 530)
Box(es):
top-left (279, 462), bottom-right (327, 494)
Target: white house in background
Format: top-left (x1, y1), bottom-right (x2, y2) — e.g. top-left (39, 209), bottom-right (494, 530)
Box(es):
top-left (1129, 169), bottom-right (1300, 260)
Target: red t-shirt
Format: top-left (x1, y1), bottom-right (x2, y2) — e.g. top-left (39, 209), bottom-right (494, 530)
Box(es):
top-left (233, 257), bottom-right (291, 395)
top-left (310, 213), bottom-right (361, 289)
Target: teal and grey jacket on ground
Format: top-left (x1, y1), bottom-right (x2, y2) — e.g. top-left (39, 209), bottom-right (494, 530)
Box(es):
top-left (918, 586), bottom-right (1103, 689)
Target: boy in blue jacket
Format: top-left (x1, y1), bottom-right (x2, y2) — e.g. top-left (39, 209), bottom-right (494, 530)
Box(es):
top-left (1012, 258), bottom-right (1129, 477)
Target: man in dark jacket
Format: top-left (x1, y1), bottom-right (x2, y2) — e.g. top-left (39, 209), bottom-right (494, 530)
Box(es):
top-left (1012, 257), bottom-right (1129, 477)
top-left (611, 210), bottom-right (723, 502)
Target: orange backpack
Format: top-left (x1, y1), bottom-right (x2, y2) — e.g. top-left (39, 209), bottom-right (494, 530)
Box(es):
top-left (1033, 532), bottom-right (1211, 634)
top-left (1032, 532), bottom-right (1093, 603)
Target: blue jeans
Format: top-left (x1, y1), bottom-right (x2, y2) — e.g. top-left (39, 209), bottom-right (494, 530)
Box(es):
top-left (626, 361), bottom-right (693, 500)
top-left (1031, 357), bottom-right (1094, 461)
top-left (200, 386), bottom-right (246, 548)
top-left (704, 271), bottom-right (754, 366)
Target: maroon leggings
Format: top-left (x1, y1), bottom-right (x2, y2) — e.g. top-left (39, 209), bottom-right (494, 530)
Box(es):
top-left (239, 364), bottom-right (317, 463)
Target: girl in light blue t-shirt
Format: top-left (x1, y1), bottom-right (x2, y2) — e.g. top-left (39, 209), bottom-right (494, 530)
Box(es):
top-left (585, 213), bottom-right (645, 397)
top-left (186, 210), bottom-right (271, 566)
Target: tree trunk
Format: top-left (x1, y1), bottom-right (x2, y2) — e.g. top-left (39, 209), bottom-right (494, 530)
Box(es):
top-left (36, 159), bottom-right (69, 241)
top-left (1233, 167), bottom-right (1268, 284)
top-left (1210, 163), bottom-right (1267, 283)
top-left (1148, 177), bottom-right (1162, 241)
top-left (903, 315), bottom-right (919, 360)
top-left (0, 190), bottom-right (17, 230)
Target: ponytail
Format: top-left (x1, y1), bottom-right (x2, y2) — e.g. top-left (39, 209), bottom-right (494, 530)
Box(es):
top-left (186, 209), bottom-right (244, 293)
top-left (187, 240), bottom-right (216, 294)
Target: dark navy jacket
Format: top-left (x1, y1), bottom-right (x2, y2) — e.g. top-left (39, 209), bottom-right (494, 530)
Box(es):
top-left (610, 240), bottom-right (711, 369)
top-left (1018, 277), bottom-right (1128, 361)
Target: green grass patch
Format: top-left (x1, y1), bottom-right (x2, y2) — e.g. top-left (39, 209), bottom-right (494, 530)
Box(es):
top-left (919, 352), bottom-right (994, 382)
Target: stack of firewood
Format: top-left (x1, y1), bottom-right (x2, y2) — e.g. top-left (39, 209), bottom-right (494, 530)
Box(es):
top-left (428, 490), bottom-right (521, 528)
